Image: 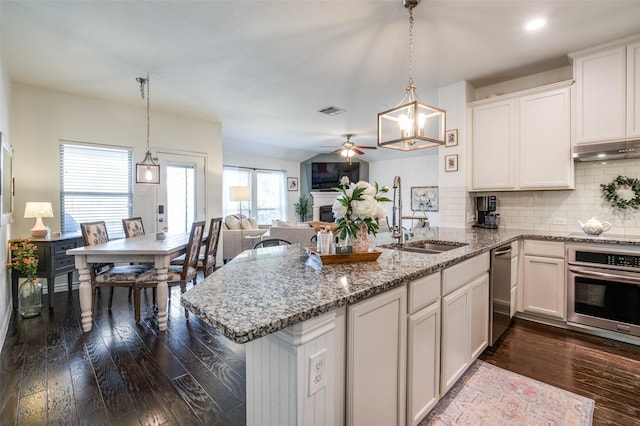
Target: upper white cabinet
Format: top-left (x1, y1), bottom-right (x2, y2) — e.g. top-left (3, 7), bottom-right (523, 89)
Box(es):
top-left (469, 81), bottom-right (573, 191)
top-left (571, 35), bottom-right (640, 143)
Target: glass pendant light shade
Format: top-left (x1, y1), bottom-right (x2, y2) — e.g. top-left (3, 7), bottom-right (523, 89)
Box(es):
top-left (136, 150), bottom-right (160, 184)
top-left (378, 96), bottom-right (446, 151)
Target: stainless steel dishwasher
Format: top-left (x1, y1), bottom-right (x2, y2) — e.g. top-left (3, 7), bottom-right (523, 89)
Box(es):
top-left (490, 244), bottom-right (513, 346)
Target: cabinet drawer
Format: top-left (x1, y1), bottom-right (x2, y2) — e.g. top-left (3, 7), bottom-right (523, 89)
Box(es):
top-left (53, 239), bottom-right (81, 254)
top-left (442, 252), bottom-right (490, 296)
top-left (523, 240), bottom-right (564, 258)
top-left (54, 256), bottom-right (76, 273)
top-left (408, 272), bottom-right (440, 315)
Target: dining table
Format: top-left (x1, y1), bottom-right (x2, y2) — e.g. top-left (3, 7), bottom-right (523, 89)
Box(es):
top-left (67, 232), bottom-right (192, 332)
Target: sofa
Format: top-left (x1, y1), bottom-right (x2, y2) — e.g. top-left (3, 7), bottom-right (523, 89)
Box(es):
top-left (222, 215), bottom-right (268, 261)
top-left (266, 220), bottom-right (338, 246)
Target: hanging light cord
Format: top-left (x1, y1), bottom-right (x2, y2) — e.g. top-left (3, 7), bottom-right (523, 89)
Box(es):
top-left (136, 74), bottom-right (151, 152)
top-left (407, 6), bottom-right (415, 92)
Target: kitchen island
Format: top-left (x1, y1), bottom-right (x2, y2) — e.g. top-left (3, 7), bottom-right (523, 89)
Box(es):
top-left (181, 227), bottom-right (640, 426)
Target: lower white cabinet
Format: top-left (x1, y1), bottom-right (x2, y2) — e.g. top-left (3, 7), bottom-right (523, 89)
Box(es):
top-left (522, 240), bottom-right (566, 320)
top-left (407, 273), bottom-right (441, 426)
top-left (440, 273), bottom-right (490, 393)
top-left (347, 285), bottom-right (406, 426)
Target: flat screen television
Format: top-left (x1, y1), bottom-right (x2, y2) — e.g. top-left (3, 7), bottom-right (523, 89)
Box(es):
top-left (311, 162), bottom-right (360, 191)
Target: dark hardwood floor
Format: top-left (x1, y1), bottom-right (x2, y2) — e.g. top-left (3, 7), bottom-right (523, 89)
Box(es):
top-left (481, 318), bottom-right (640, 426)
top-left (2, 285), bottom-right (639, 425)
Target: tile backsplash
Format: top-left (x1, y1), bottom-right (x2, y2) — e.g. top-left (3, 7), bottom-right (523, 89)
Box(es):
top-left (480, 159), bottom-right (640, 236)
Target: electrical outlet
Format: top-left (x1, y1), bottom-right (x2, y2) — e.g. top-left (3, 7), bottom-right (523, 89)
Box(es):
top-left (308, 350), bottom-right (326, 396)
top-left (552, 217), bottom-right (567, 225)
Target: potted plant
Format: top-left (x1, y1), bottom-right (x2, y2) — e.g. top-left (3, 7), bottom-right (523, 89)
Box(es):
top-left (294, 194), bottom-right (310, 223)
top-left (7, 238), bottom-right (42, 318)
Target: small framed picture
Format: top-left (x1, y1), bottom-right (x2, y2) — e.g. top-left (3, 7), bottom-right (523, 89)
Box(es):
top-left (445, 129), bottom-right (458, 147)
top-left (411, 186), bottom-right (438, 212)
top-left (287, 177), bottom-right (299, 191)
top-left (445, 154), bottom-right (458, 172)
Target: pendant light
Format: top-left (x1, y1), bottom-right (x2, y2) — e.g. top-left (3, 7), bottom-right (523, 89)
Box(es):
top-left (377, 0), bottom-right (446, 151)
top-left (135, 73), bottom-right (160, 184)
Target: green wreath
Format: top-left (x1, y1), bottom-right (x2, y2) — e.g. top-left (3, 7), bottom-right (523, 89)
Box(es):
top-left (600, 175), bottom-right (640, 210)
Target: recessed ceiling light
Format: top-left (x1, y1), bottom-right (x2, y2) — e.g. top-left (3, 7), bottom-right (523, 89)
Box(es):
top-left (524, 18), bottom-right (546, 31)
top-left (597, 153), bottom-right (606, 158)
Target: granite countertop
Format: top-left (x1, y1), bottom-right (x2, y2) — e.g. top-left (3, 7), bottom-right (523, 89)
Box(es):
top-left (181, 227), bottom-right (640, 344)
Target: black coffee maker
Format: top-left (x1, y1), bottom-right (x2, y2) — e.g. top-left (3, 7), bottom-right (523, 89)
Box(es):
top-left (474, 195), bottom-right (499, 229)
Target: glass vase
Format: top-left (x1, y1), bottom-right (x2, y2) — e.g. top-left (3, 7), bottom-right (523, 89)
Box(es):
top-left (18, 278), bottom-right (43, 318)
top-left (350, 224), bottom-right (370, 253)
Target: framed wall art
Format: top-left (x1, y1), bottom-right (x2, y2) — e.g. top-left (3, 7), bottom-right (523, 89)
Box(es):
top-left (411, 186), bottom-right (438, 212)
top-left (1, 131), bottom-right (13, 225)
top-left (445, 129), bottom-right (458, 147)
top-left (287, 177), bottom-right (299, 191)
top-left (445, 154), bottom-right (458, 172)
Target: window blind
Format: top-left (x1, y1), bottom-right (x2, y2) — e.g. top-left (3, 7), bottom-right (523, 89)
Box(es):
top-left (60, 142), bottom-right (133, 239)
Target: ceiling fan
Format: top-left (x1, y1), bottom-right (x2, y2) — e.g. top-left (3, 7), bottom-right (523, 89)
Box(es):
top-left (328, 134), bottom-right (376, 163)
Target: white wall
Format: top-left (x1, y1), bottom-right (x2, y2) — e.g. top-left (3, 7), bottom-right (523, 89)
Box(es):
top-left (10, 83), bottom-right (223, 237)
top-left (223, 151), bottom-right (301, 222)
top-left (0, 3), bottom-right (13, 349)
top-left (369, 153), bottom-right (439, 228)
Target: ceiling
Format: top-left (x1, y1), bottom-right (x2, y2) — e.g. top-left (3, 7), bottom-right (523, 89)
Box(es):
top-left (2, 0), bottom-right (640, 163)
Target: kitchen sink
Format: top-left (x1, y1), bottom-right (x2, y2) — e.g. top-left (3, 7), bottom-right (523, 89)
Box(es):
top-left (384, 241), bottom-right (468, 254)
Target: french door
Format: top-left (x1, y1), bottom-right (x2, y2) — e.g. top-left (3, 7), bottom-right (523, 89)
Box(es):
top-left (157, 152), bottom-right (206, 234)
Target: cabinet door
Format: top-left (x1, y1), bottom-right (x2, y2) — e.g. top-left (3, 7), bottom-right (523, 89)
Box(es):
top-left (347, 286), bottom-right (406, 426)
top-left (440, 284), bottom-right (469, 394)
top-left (574, 46), bottom-right (626, 143)
top-left (522, 255), bottom-right (566, 319)
top-left (407, 301), bottom-right (440, 426)
top-left (470, 100), bottom-right (516, 190)
top-left (519, 87), bottom-right (573, 189)
top-left (469, 273), bottom-right (489, 361)
top-left (628, 41), bottom-right (640, 138)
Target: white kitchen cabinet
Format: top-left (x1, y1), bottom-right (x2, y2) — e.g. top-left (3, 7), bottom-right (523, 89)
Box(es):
top-left (469, 81), bottom-right (573, 191)
top-left (347, 285), bottom-right (406, 426)
top-left (440, 253), bottom-right (490, 394)
top-left (571, 35), bottom-right (640, 143)
top-left (470, 99), bottom-right (516, 190)
top-left (522, 240), bottom-right (566, 320)
top-left (519, 88), bottom-right (573, 189)
top-left (406, 273), bottom-right (440, 426)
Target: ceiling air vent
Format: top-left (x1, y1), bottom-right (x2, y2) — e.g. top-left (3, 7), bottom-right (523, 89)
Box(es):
top-left (318, 106), bottom-right (346, 116)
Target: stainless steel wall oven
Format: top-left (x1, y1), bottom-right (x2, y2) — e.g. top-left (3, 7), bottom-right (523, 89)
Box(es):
top-left (567, 244), bottom-right (640, 338)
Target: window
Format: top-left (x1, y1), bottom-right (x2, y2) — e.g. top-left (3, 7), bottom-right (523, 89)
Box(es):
top-left (166, 163), bottom-right (195, 234)
top-left (223, 166), bottom-right (287, 224)
top-left (60, 142), bottom-right (133, 239)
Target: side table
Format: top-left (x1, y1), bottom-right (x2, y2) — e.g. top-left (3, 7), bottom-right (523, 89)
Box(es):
top-left (11, 233), bottom-right (83, 310)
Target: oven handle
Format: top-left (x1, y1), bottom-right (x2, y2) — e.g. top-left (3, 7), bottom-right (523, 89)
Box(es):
top-left (568, 265), bottom-right (640, 285)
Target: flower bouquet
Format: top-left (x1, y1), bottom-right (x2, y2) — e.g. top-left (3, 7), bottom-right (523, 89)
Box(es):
top-left (7, 238), bottom-right (42, 317)
top-left (332, 177), bottom-right (391, 251)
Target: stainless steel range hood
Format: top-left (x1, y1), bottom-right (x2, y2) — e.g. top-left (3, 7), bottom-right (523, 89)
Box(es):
top-left (572, 140), bottom-right (640, 162)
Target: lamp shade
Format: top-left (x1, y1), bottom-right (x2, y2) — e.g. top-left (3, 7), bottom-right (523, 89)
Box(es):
top-left (24, 202), bottom-right (54, 219)
top-left (229, 186), bottom-right (251, 202)
top-left (24, 202), bottom-right (54, 238)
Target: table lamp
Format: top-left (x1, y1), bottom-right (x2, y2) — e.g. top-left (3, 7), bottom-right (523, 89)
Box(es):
top-left (24, 202), bottom-right (54, 237)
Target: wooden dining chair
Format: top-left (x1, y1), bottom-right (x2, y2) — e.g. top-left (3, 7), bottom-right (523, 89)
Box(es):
top-left (134, 220), bottom-right (206, 322)
top-left (79, 221), bottom-right (152, 313)
top-left (171, 217), bottom-right (223, 278)
top-left (122, 217), bottom-right (145, 237)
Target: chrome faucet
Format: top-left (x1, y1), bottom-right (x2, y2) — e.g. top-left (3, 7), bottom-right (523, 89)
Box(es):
top-left (392, 176), bottom-right (403, 244)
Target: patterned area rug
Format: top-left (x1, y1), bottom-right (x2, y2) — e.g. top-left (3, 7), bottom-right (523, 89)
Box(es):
top-left (420, 360), bottom-right (594, 426)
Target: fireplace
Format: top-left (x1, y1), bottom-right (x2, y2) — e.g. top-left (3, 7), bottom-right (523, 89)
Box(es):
top-left (310, 192), bottom-right (339, 221)
top-left (319, 206), bottom-right (334, 222)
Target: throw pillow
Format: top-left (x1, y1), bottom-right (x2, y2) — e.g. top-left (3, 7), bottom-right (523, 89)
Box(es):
top-left (225, 215), bottom-right (241, 230)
